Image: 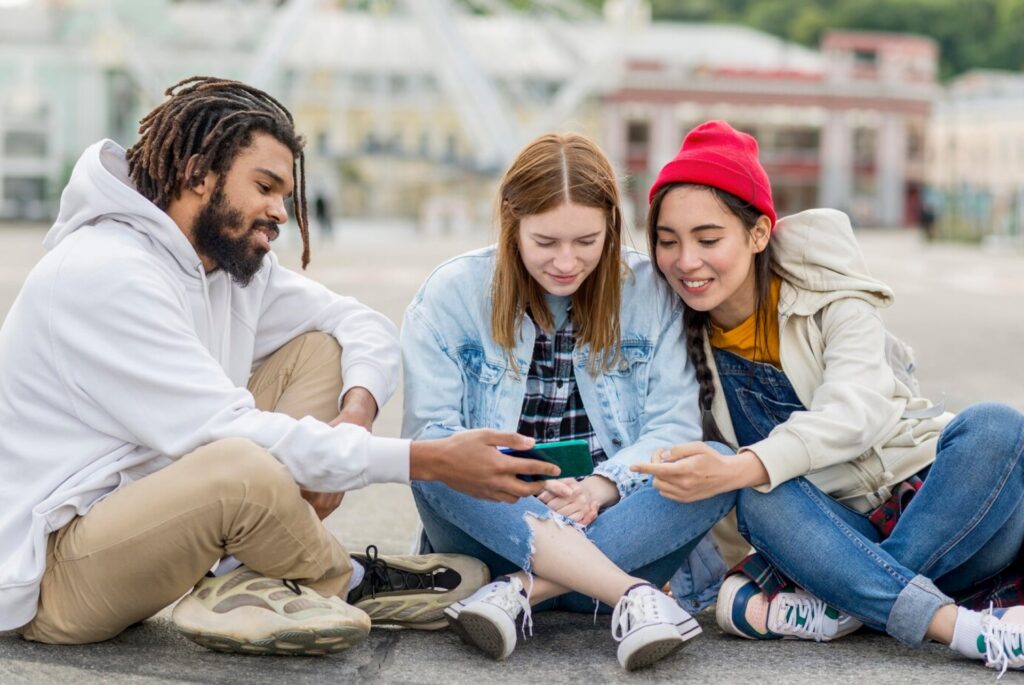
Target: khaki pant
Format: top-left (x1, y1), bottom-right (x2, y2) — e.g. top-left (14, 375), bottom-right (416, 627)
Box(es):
top-left (22, 333), bottom-right (354, 644)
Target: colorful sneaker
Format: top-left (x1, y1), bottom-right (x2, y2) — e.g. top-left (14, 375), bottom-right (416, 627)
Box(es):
top-left (444, 576), bottom-right (531, 660)
top-left (980, 606), bottom-right (1024, 676)
top-left (348, 545), bottom-right (489, 630)
top-left (171, 566), bottom-right (369, 655)
top-left (612, 583), bottom-right (701, 671)
top-left (716, 574), bottom-right (861, 642)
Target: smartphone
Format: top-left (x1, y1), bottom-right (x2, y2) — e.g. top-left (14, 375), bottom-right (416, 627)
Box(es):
top-left (500, 439), bottom-right (593, 480)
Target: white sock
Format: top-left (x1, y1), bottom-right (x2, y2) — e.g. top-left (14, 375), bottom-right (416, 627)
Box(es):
top-left (347, 559), bottom-right (365, 594)
top-left (950, 606), bottom-right (986, 659)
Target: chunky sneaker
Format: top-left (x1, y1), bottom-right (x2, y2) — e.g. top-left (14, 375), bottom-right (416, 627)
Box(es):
top-left (980, 606), bottom-right (1024, 676)
top-left (171, 566), bottom-right (369, 655)
top-left (716, 574), bottom-right (861, 642)
top-left (348, 545), bottom-right (489, 630)
top-left (612, 583), bottom-right (701, 671)
top-left (444, 576), bottom-right (531, 660)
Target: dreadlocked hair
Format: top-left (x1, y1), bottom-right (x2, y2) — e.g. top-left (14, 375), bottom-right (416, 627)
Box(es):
top-left (647, 182), bottom-right (775, 443)
top-left (125, 76), bottom-right (312, 268)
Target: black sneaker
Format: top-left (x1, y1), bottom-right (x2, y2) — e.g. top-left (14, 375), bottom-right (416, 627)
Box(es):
top-left (347, 545), bottom-right (490, 630)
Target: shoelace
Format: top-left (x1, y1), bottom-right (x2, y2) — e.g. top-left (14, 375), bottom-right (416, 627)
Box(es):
top-left (282, 579), bottom-right (303, 596)
top-left (611, 587), bottom-right (660, 642)
top-left (485, 578), bottom-right (534, 638)
top-left (981, 610), bottom-right (1024, 678)
top-left (361, 544), bottom-right (437, 599)
top-left (770, 593), bottom-right (829, 642)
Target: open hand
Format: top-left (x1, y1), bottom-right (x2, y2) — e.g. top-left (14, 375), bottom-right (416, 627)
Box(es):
top-left (630, 442), bottom-right (768, 503)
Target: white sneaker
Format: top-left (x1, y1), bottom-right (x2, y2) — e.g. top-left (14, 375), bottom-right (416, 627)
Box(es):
top-left (716, 574), bottom-right (861, 642)
top-left (980, 606), bottom-right (1024, 676)
top-left (443, 576), bottom-right (531, 660)
top-left (612, 583), bottom-right (701, 671)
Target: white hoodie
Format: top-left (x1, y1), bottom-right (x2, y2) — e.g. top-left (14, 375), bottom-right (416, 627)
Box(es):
top-left (0, 140), bottom-right (410, 629)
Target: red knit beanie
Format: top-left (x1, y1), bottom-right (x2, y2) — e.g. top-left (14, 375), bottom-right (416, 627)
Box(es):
top-left (648, 120), bottom-right (776, 227)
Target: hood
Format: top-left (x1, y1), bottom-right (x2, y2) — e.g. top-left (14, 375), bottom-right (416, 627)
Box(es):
top-left (770, 208), bottom-right (894, 316)
top-left (44, 140), bottom-right (203, 277)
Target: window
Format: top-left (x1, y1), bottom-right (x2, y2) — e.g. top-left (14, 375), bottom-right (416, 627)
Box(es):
top-left (3, 131), bottom-right (46, 158)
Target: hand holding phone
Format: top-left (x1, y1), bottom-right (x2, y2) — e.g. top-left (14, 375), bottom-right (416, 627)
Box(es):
top-left (500, 439), bottom-right (593, 481)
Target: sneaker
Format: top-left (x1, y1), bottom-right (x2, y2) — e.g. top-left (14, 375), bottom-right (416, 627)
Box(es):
top-left (171, 566), bottom-right (369, 655)
top-left (716, 574), bottom-right (861, 642)
top-left (348, 545), bottom-right (490, 630)
top-left (980, 606), bottom-right (1024, 676)
top-left (612, 583), bottom-right (701, 671)
top-left (443, 576), bottom-right (531, 660)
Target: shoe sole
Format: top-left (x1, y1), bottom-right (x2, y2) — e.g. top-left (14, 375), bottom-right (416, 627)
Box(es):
top-left (621, 618), bottom-right (702, 672)
top-left (623, 636), bottom-right (686, 672)
top-left (177, 625), bottom-right (367, 656)
top-left (362, 614), bottom-right (446, 630)
top-left (444, 606), bottom-right (512, 660)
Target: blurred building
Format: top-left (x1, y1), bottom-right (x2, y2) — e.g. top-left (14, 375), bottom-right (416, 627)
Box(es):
top-left (603, 29), bottom-right (937, 227)
top-left (0, 0), bottom-right (941, 229)
top-left (928, 70), bottom-right (1024, 242)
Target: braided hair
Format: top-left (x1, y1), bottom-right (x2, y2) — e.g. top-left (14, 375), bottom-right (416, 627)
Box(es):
top-left (126, 76), bottom-right (312, 268)
top-left (647, 183), bottom-right (775, 443)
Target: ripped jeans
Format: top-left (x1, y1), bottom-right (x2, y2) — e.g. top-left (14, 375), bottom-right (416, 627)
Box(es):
top-left (412, 478), bottom-right (735, 612)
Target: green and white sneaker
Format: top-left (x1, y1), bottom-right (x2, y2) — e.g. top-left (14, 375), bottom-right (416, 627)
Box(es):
top-left (716, 574), bottom-right (861, 642)
top-left (978, 606), bottom-right (1024, 676)
top-left (348, 545), bottom-right (490, 630)
top-left (171, 566), bottom-right (370, 655)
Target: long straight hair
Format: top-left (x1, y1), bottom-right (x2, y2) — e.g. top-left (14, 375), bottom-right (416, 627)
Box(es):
top-left (647, 182), bottom-right (775, 442)
top-left (491, 133), bottom-right (624, 373)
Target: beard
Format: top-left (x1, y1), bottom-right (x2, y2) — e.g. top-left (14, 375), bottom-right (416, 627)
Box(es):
top-left (192, 183), bottom-right (277, 287)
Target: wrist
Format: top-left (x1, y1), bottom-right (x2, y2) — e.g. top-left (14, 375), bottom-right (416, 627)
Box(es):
top-left (409, 440), bottom-right (443, 481)
top-left (340, 387), bottom-right (378, 417)
top-left (735, 449), bottom-right (770, 488)
top-left (581, 475), bottom-right (619, 507)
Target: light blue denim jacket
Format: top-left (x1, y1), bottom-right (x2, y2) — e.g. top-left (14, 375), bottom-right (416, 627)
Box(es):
top-left (400, 245), bottom-right (702, 497)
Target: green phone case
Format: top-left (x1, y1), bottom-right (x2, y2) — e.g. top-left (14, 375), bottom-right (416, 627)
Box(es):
top-left (501, 439), bottom-right (593, 480)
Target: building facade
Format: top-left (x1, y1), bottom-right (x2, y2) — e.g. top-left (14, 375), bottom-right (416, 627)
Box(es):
top-left (0, 0), bottom-right (957, 232)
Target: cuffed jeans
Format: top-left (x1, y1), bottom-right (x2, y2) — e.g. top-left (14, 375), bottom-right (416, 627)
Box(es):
top-left (736, 403), bottom-right (1024, 646)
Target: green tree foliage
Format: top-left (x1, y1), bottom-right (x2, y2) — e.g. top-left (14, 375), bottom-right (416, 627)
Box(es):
top-left (572, 0), bottom-right (1024, 79)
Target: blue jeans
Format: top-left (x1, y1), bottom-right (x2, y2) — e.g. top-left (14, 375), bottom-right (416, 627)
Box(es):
top-left (715, 351), bottom-right (1024, 646)
top-left (412, 466), bottom-right (736, 613)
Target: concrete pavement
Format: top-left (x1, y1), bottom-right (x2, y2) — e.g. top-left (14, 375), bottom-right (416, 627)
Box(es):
top-left (1, 222), bottom-right (1022, 682)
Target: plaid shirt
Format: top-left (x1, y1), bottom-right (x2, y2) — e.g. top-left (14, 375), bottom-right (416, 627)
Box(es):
top-left (729, 476), bottom-right (1024, 610)
top-left (517, 312), bottom-right (607, 468)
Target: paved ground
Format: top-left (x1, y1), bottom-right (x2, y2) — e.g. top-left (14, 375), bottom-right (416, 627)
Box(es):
top-left (1, 222), bottom-right (1022, 683)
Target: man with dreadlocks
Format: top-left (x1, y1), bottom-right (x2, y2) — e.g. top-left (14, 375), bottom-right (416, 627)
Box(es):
top-left (0, 77), bottom-right (557, 655)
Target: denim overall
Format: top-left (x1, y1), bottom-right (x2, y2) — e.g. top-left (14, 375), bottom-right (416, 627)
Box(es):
top-left (719, 347), bottom-right (1024, 645)
top-left (712, 348), bottom-right (804, 447)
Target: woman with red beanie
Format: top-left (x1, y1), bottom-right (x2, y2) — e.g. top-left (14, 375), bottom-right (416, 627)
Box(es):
top-left (635, 120), bottom-right (1024, 674)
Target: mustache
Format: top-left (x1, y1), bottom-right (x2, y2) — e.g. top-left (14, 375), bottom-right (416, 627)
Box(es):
top-left (251, 220), bottom-right (280, 241)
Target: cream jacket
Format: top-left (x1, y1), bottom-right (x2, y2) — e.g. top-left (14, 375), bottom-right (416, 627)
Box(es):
top-left (709, 208), bottom-right (953, 566)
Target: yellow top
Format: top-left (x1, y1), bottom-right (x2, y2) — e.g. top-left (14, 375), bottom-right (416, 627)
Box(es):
top-left (709, 277), bottom-right (782, 368)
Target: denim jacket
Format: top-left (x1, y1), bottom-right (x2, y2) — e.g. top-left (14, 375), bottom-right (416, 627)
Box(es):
top-left (400, 246), bottom-right (701, 497)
